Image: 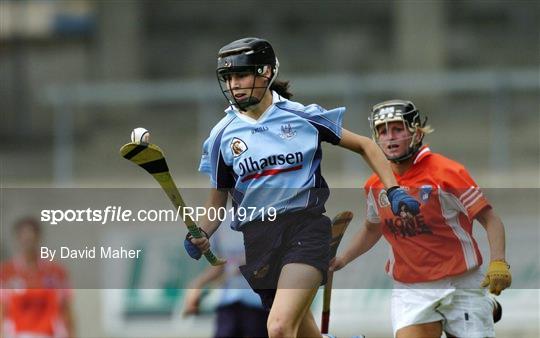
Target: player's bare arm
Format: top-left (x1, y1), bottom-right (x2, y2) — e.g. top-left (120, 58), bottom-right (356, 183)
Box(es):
top-left (476, 207), bottom-right (511, 295)
top-left (339, 129), bottom-right (398, 189)
top-left (188, 188), bottom-right (229, 253)
top-left (476, 207), bottom-right (506, 261)
top-left (182, 264), bottom-right (226, 316)
top-left (200, 188), bottom-right (229, 236)
top-left (330, 220), bottom-right (382, 272)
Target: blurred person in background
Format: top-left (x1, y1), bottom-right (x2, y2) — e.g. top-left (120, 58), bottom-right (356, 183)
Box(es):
top-left (182, 225), bottom-right (268, 338)
top-left (184, 37), bottom-right (420, 338)
top-left (0, 217), bottom-right (75, 338)
top-left (331, 99), bottom-right (510, 338)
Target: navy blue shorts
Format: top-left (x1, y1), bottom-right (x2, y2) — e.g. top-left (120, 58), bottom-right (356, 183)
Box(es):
top-left (239, 209), bottom-right (331, 310)
top-left (215, 302), bottom-right (268, 338)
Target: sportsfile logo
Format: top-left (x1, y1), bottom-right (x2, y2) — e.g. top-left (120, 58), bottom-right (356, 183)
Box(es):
top-left (237, 152), bottom-right (304, 181)
top-left (40, 206), bottom-right (277, 225)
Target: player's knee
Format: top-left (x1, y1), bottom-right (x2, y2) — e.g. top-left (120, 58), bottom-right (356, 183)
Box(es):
top-left (267, 317), bottom-right (295, 338)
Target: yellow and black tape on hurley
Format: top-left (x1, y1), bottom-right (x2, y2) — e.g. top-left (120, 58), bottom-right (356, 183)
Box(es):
top-left (119, 142), bottom-right (225, 266)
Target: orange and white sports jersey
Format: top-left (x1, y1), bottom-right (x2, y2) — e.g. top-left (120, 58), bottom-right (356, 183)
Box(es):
top-left (0, 256), bottom-right (71, 337)
top-left (364, 146), bottom-right (491, 283)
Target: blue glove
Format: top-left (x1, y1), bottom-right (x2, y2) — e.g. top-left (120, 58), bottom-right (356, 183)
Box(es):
top-left (386, 186), bottom-right (420, 216)
top-left (183, 228), bottom-right (209, 260)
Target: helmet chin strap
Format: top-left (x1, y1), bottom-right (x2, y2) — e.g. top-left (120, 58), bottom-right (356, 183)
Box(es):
top-left (233, 62), bottom-right (279, 111)
top-left (234, 86), bottom-right (265, 111)
top-left (235, 96), bottom-right (261, 111)
top-left (228, 76), bottom-right (262, 111)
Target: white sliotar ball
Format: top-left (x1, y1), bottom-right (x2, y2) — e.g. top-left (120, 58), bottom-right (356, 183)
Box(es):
top-left (131, 127), bottom-right (150, 144)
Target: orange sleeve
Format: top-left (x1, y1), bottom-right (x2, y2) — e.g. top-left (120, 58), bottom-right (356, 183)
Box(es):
top-left (441, 165), bottom-right (491, 220)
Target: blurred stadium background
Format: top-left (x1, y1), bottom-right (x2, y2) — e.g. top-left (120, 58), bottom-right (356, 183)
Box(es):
top-left (1, 1), bottom-right (538, 337)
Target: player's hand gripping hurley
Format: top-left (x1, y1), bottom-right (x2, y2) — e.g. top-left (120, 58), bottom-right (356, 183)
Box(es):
top-left (120, 142), bottom-right (225, 266)
top-left (321, 211), bottom-right (353, 334)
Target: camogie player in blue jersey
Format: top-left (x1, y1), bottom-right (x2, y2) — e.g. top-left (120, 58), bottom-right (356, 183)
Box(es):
top-left (185, 37), bottom-right (420, 338)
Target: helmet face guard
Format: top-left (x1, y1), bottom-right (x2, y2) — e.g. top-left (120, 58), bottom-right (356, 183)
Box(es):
top-left (217, 65), bottom-right (274, 110)
top-left (369, 99), bottom-right (427, 163)
top-left (216, 38), bottom-right (278, 110)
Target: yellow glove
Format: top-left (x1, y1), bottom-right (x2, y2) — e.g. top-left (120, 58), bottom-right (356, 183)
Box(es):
top-left (481, 260), bottom-right (511, 295)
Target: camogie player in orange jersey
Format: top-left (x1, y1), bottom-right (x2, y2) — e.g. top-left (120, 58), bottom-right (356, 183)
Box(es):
top-left (330, 100), bottom-right (511, 338)
top-left (1, 217), bottom-right (75, 338)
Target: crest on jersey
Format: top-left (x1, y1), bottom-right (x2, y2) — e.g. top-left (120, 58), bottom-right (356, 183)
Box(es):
top-left (230, 137), bottom-right (248, 157)
top-left (378, 190), bottom-right (390, 208)
top-left (279, 123), bottom-right (297, 139)
top-left (419, 185), bottom-right (433, 203)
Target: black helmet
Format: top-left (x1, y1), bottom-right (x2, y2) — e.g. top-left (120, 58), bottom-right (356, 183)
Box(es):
top-left (369, 99), bottom-right (428, 163)
top-left (216, 37), bottom-right (279, 110)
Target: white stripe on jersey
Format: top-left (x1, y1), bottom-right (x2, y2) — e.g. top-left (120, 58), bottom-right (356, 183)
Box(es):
top-left (413, 147), bottom-right (431, 164)
top-left (438, 187), bottom-right (479, 270)
top-left (459, 186), bottom-right (476, 200)
top-left (459, 186), bottom-right (484, 210)
top-left (461, 189), bottom-right (480, 205)
top-left (463, 191), bottom-right (483, 209)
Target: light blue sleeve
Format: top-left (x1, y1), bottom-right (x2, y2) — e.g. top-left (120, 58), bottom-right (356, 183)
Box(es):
top-left (198, 137), bottom-right (212, 176)
top-left (303, 104), bottom-right (345, 144)
top-left (277, 100), bottom-right (345, 144)
top-left (198, 115), bottom-right (237, 188)
top-left (198, 135), bottom-right (219, 187)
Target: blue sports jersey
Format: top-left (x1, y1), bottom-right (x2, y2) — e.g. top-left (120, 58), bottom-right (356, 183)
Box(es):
top-left (199, 91), bottom-right (344, 229)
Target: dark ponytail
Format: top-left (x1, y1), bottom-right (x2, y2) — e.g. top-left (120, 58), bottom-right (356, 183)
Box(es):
top-left (270, 79), bottom-right (293, 99)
